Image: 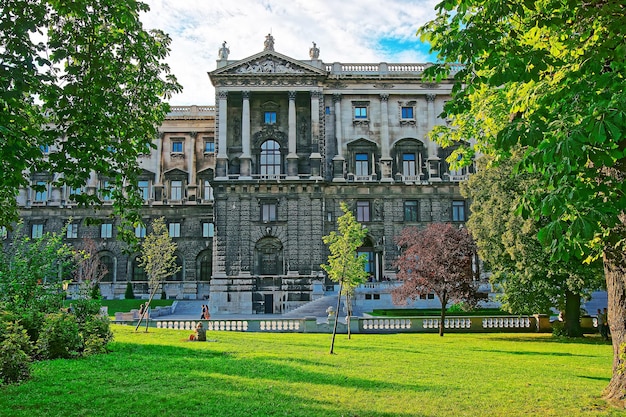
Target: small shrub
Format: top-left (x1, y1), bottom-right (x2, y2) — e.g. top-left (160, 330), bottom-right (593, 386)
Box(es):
top-left (552, 321), bottom-right (566, 337)
top-left (124, 282), bottom-right (135, 299)
top-left (161, 290), bottom-right (167, 300)
top-left (36, 312), bottom-right (82, 360)
top-left (90, 283), bottom-right (101, 300)
top-left (0, 321), bottom-right (33, 385)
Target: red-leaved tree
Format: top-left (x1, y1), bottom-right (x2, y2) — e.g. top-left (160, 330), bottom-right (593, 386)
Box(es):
top-left (392, 223), bottom-right (481, 336)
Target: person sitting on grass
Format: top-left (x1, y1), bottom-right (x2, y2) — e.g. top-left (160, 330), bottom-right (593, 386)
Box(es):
top-left (195, 322), bottom-right (206, 342)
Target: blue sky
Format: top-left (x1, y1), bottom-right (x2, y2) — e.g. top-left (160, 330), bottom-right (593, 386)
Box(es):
top-left (142, 0), bottom-right (440, 105)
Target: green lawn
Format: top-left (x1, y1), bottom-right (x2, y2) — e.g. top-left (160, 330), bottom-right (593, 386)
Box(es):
top-left (0, 325), bottom-right (620, 417)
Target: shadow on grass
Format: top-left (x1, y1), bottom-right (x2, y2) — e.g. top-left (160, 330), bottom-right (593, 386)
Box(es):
top-left (578, 375), bottom-right (611, 382)
top-left (489, 335), bottom-right (613, 346)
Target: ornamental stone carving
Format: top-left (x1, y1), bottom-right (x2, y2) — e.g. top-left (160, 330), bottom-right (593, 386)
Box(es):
top-left (235, 57), bottom-right (305, 74)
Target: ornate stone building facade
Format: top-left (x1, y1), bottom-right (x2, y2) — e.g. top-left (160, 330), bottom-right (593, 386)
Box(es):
top-left (207, 37), bottom-right (471, 314)
top-left (10, 37), bottom-right (472, 314)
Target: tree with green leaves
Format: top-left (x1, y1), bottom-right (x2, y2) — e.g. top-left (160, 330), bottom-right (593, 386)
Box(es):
top-left (1, 0), bottom-right (181, 244)
top-left (0, 225), bottom-right (76, 342)
top-left (418, 0), bottom-right (626, 401)
top-left (321, 202), bottom-right (368, 353)
top-left (135, 217), bottom-right (180, 332)
top-left (462, 152), bottom-right (604, 336)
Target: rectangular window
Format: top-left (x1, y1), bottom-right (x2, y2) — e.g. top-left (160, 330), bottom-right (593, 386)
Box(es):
top-left (135, 225), bottom-right (146, 238)
top-left (354, 107), bottom-right (367, 119)
top-left (261, 203), bottom-right (277, 223)
top-left (172, 140), bottom-right (183, 153)
top-left (34, 181), bottom-right (47, 202)
top-left (32, 224), bottom-right (44, 239)
top-left (138, 180), bottom-right (150, 201)
top-left (355, 153), bottom-right (369, 176)
top-left (204, 141), bottom-right (215, 153)
top-left (403, 153), bottom-right (417, 177)
top-left (40, 144), bottom-right (49, 154)
top-left (66, 223), bottom-right (78, 239)
top-left (101, 223), bottom-right (113, 239)
top-left (404, 200), bottom-right (419, 222)
top-left (202, 222), bottom-right (214, 238)
top-left (452, 200), bottom-right (466, 222)
top-left (401, 107), bottom-right (414, 119)
top-left (68, 186), bottom-right (82, 200)
top-left (264, 111), bottom-right (277, 124)
top-left (203, 180), bottom-right (214, 201)
top-left (168, 222), bottom-right (181, 238)
top-left (101, 180), bottom-right (112, 201)
top-left (170, 180), bottom-right (182, 201)
top-left (356, 201), bottom-right (370, 222)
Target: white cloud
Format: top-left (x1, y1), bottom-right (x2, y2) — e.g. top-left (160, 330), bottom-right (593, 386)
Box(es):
top-left (141, 0), bottom-right (439, 105)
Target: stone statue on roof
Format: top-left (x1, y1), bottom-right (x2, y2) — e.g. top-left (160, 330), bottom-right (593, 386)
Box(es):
top-left (264, 33), bottom-right (275, 51)
top-left (218, 41), bottom-right (229, 59)
top-left (309, 42), bottom-right (320, 59)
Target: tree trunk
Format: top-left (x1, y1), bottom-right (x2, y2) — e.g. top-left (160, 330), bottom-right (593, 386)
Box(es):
top-left (602, 230), bottom-right (626, 405)
top-left (347, 293), bottom-right (352, 340)
top-left (439, 295), bottom-right (447, 337)
top-left (135, 283), bottom-right (160, 332)
top-left (564, 289), bottom-right (582, 337)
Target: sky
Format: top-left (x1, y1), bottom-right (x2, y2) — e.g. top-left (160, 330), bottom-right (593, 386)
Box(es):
top-left (140, 0), bottom-right (440, 106)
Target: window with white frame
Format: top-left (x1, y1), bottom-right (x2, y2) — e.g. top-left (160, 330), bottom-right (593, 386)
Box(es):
top-left (138, 180), bottom-right (150, 201)
top-left (170, 180), bottom-right (183, 201)
top-left (203, 180), bottom-right (214, 201)
top-left (32, 224), bottom-right (44, 239)
top-left (260, 140), bottom-right (281, 176)
top-left (168, 222), bottom-right (181, 238)
top-left (261, 202), bottom-right (277, 223)
top-left (356, 201), bottom-right (370, 222)
top-left (352, 101), bottom-right (370, 125)
top-left (202, 222), bottom-right (214, 238)
top-left (101, 223), bottom-right (113, 239)
top-left (101, 180), bottom-right (112, 201)
top-left (34, 181), bottom-right (47, 202)
top-left (135, 225), bottom-right (146, 238)
top-left (355, 153), bottom-right (369, 176)
top-left (66, 223), bottom-right (78, 239)
top-left (403, 153), bottom-right (417, 177)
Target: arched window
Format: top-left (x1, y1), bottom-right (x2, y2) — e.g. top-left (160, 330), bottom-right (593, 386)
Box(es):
top-left (255, 237), bottom-right (283, 275)
top-left (99, 254), bottom-right (115, 282)
top-left (197, 250), bottom-right (212, 281)
top-left (260, 140), bottom-right (281, 176)
top-left (132, 256), bottom-right (146, 281)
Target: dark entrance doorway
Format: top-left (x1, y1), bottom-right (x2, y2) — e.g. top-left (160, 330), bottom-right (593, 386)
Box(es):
top-left (264, 294), bottom-right (274, 314)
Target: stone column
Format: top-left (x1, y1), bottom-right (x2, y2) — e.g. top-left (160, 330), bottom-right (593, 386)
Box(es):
top-left (379, 94), bottom-right (392, 181)
top-left (309, 90), bottom-right (322, 179)
top-left (240, 91), bottom-right (252, 179)
top-left (332, 93), bottom-right (345, 181)
top-left (216, 91), bottom-right (229, 179)
top-left (426, 94), bottom-right (441, 181)
top-left (286, 91), bottom-right (299, 179)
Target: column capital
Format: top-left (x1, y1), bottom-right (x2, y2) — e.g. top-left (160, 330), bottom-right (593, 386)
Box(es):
top-left (310, 90), bottom-right (322, 99)
top-left (426, 93), bottom-right (436, 103)
top-left (288, 91), bottom-right (297, 101)
top-left (218, 91), bottom-right (228, 99)
top-left (333, 93), bottom-right (342, 103)
top-left (380, 94), bottom-right (389, 102)
top-left (242, 90), bottom-right (250, 100)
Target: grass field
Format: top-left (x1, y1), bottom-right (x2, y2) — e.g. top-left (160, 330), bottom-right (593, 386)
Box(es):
top-left (0, 325), bottom-right (621, 417)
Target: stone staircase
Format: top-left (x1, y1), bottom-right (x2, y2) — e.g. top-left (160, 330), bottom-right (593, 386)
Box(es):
top-left (282, 295), bottom-right (345, 318)
top-left (170, 300), bottom-right (207, 319)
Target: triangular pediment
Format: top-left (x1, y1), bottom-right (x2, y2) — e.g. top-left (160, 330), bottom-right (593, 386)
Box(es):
top-left (210, 50), bottom-right (326, 78)
top-left (163, 168), bottom-right (188, 178)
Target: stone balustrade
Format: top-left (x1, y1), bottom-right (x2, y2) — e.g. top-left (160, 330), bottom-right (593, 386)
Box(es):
top-left (117, 314), bottom-right (600, 334)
